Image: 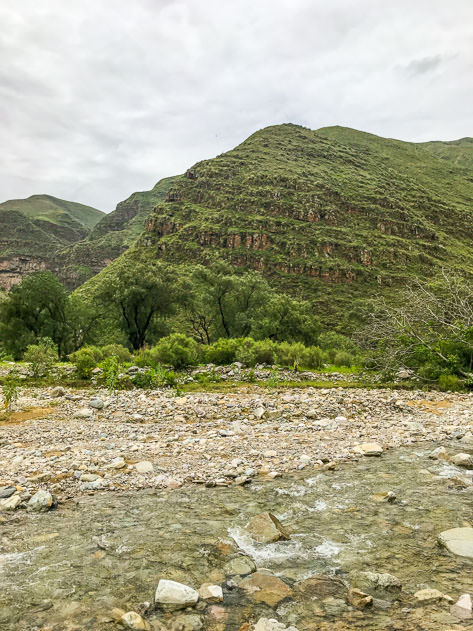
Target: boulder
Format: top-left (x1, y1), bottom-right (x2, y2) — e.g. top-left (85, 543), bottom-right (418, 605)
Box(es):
top-left (238, 572), bottom-right (293, 607)
top-left (120, 611), bottom-right (151, 630)
top-left (245, 512), bottom-right (290, 543)
top-left (450, 453), bottom-right (473, 468)
top-left (429, 446), bottom-right (449, 461)
top-left (438, 527), bottom-right (473, 558)
top-left (223, 556), bottom-right (256, 576)
top-left (155, 579), bottom-right (199, 610)
top-left (27, 489), bottom-right (55, 512)
top-left (198, 583), bottom-right (223, 602)
top-left (51, 386), bottom-right (65, 397)
top-left (354, 442), bottom-right (383, 456)
top-left (0, 486), bottom-right (17, 499)
top-left (74, 407), bottom-right (94, 419)
top-left (135, 461), bottom-right (154, 474)
top-left (295, 575), bottom-right (347, 599)
top-left (0, 493), bottom-right (21, 510)
top-left (89, 397), bottom-right (104, 410)
top-left (413, 588), bottom-right (444, 604)
top-left (349, 570), bottom-right (401, 596)
top-left (451, 594), bottom-right (472, 619)
top-left (347, 587), bottom-right (373, 609)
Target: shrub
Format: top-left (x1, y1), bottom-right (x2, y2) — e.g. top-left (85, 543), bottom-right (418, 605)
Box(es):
top-left (438, 374), bottom-right (461, 392)
top-left (275, 341), bottom-right (308, 369)
top-left (2, 372), bottom-right (20, 410)
top-left (23, 339), bottom-right (58, 378)
top-left (203, 338), bottom-right (242, 365)
top-left (101, 344), bottom-right (132, 363)
top-left (304, 346), bottom-right (327, 369)
top-left (99, 355), bottom-right (122, 392)
top-left (333, 351), bottom-right (354, 367)
top-left (70, 346), bottom-right (103, 378)
top-left (150, 334), bottom-right (199, 369)
top-left (134, 348), bottom-right (154, 368)
top-left (236, 338), bottom-right (277, 367)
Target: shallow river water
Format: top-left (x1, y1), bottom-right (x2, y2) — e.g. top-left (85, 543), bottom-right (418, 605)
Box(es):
top-left (2, 442), bottom-right (473, 630)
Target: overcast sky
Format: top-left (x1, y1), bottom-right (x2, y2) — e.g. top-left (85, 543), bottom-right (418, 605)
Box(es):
top-left (1, 0), bottom-right (472, 211)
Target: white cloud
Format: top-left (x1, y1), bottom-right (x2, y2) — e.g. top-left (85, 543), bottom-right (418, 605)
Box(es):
top-left (0, 0), bottom-right (472, 210)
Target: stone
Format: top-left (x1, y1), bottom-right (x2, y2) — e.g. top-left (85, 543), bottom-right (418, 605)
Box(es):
top-left (295, 575), bottom-right (347, 599)
top-left (120, 611), bottom-right (151, 630)
top-left (74, 407), bottom-right (94, 419)
top-left (450, 453), bottom-right (473, 468)
top-left (349, 571), bottom-right (402, 595)
top-left (89, 397), bottom-right (104, 410)
top-left (198, 583), bottom-right (223, 602)
top-left (414, 588), bottom-right (444, 604)
top-left (245, 512), bottom-right (290, 543)
top-left (254, 619), bottom-right (299, 631)
top-left (450, 593), bottom-right (472, 619)
top-left (27, 489), bottom-right (55, 512)
top-left (429, 446), bottom-right (449, 461)
top-left (354, 442), bottom-right (383, 456)
top-left (371, 491), bottom-right (396, 503)
top-left (155, 579), bottom-right (199, 610)
top-left (170, 614), bottom-right (203, 631)
top-left (347, 587), bottom-right (373, 609)
top-left (0, 486), bottom-right (17, 499)
top-left (80, 473), bottom-right (100, 482)
top-left (51, 386), bottom-right (65, 397)
top-left (0, 493), bottom-right (21, 510)
top-left (438, 527), bottom-right (473, 558)
top-left (238, 572), bottom-right (293, 607)
top-left (135, 461), bottom-right (154, 474)
top-left (223, 556), bottom-right (256, 576)
top-left (108, 457), bottom-right (126, 469)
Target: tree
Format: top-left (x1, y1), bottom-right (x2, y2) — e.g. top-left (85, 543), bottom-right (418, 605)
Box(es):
top-left (363, 271), bottom-right (473, 378)
top-left (94, 260), bottom-right (182, 349)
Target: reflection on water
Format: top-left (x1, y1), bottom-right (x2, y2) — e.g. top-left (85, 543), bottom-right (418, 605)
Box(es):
top-left (1, 443), bottom-right (473, 630)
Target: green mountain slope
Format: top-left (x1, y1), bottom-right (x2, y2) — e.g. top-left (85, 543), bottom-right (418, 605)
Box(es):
top-left (55, 175), bottom-right (180, 286)
top-left (87, 123), bottom-right (473, 324)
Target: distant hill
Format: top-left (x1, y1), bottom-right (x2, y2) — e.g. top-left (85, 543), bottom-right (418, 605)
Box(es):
top-left (0, 194), bottom-right (104, 289)
top-left (81, 123), bottom-right (473, 327)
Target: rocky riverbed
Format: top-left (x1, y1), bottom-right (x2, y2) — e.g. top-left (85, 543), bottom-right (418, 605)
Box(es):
top-left (1, 385), bottom-right (473, 504)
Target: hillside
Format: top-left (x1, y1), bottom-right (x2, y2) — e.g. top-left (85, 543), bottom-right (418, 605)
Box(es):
top-left (54, 175), bottom-right (180, 286)
top-left (82, 123), bottom-right (473, 325)
top-left (0, 194), bottom-right (104, 289)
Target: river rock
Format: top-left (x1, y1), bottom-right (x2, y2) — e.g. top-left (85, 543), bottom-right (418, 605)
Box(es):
top-left (74, 407), bottom-right (94, 419)
top-left (354, 442), bottom-right (383, 456)
top-left (0, 493), bottom-right (21, 510)
top-left (238, 572), bottom-right (293, 606)
top-left (51, 386), bottom-right (65, 397)
top-left (27, 489), bottom-right (55, 512)
top-left (89, 397), bottom-right (104, 410)
top-left (245, 512), bottom-right (290, 543)
top-left (347, 587), bottom-right (373, 609)
top-left (0, 486), bottom-right (17, 499)
top-left (349, 571), bottom-right (402, 595)
top-left (295, 575), bottom-right (347, 599)
top-left (414, 588), bottom-right (444, 604)
top-left (254, 619), bottom-right (299, 631)
top-left (438, 527), bottom-right (473, 558)
top-left (450, 453), bottom-right (473, 468)
top-left (450, 593), bottom-right (472, 619)
top-left (135, 461), bottom-right (154, 474)
top-left (120, 611), bottom-right (151, 630)
top-left (155, 579), bottom-right (199, 610)
top-left (198, 583), bottom-right (223, 602)
top-left (170, 613), bottom-right (203, 631)
top-left (223, 556), bottom-right (256, 576)
top-left (429, 446), bottom-right (449, 461)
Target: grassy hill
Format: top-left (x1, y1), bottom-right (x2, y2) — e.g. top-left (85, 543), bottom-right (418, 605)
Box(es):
top-left (82, 123), bottom-right (473, 326)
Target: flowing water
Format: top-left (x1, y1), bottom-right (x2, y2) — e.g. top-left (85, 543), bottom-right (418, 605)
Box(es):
top-left (2, 443), bottom-right (473, 630)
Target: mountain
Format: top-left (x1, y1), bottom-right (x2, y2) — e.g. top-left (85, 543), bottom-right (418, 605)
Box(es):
top-left (0, 194), bottom-right (104, 289)
top-left (83, 123), bottom-right (473, 325)
top-left (54, 176), bottom-right (179, 286)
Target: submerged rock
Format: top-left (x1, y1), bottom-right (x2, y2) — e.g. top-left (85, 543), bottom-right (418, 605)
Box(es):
top-left (438, 527), bottom-right (473, 558)
top-left (120, 611), bottom-right (151, 630)
top-left (0, 493), bottom-right (21, 510)
top-left (169, 613), bottom-right (203, 631)
top-left (245, 512), bottom-right (290, 543)
top-left (27, 489), bottom-right (56, 512)
top-left (155, 579), bottom-right (199, 610)
top-left (254, 619), bottom-right (299, 631)
top-left (295, 575), bottom-right (347, 599)
top-left (223, 556), bottom-right (256, 576)
top-left (347, 587), bottom-right (373, 609)
top-left (198, 583), bottom-right (223, 602)
top-left (413, 588), bottom-right (444, 604)
top-left (349, 570), bottom-right (402, 595)
top-left (450, 453), bottom-right (473, 468)
top-left (238, 572), bottom-right (293, 606)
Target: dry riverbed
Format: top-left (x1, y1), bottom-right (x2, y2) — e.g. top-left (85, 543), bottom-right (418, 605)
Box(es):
top-left (1, 385), bottom-right (473, 507)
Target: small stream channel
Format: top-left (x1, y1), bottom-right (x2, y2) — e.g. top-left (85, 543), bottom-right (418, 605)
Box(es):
top-left (1, 442), bottom-right (473, 630)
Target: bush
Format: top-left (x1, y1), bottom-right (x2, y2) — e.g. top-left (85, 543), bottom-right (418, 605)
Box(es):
top-left (304, 346), bottom-right (327, 369)
top-left (203, 338), bottom-right (242, 365)
top-left (101, 344), bottom-right (132, 363)
top-left (333, 351), bottom-right (354, 367)
top-left (70, 346), bottom-right (103, 378)
top-left (438, 374), bottom-right (461, 392)
top-left (23, 339), bottom-right (58, 378)
top-left (275, 341), bottom-right (308, 369)
top-left (150, 334), bottom-right (199, 369)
